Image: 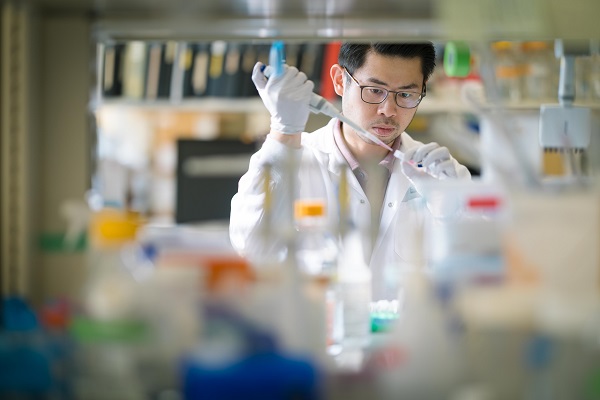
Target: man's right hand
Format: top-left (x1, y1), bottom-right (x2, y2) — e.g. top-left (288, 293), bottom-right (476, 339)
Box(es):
top-left (252, 62), bottom-right (314, 135)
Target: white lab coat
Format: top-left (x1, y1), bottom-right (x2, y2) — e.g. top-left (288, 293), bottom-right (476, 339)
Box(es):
top-left (230, 118), bottom-right (470, 300)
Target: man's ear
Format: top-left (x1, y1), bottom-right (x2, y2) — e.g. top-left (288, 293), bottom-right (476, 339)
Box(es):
top-left (330, 64), bottom-right (345, 96)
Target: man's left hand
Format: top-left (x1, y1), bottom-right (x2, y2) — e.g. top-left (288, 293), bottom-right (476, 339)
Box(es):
top-left (403, 142), bottom-right (457, 179)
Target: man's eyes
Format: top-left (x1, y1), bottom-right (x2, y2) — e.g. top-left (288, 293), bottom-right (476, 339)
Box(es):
top-left (364, 87), bottom-right (418, 98)
top-left (366, 87), bottom-right (385, 95)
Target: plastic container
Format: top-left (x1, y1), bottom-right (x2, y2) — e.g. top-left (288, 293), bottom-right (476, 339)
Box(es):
top-left (521, 41), bottom-right (557, 102)
top-left (294, 199), bottom-right (338, 359)
top-left (69, 317), bottom-right (148, 399)
top-left (181, 350), bottom-right (321, 400)
top-left (83, 207), bottom-right (146, 320)
top-left (238, 159), bottom-right (328, 367)
top-left (294, 199), bottom-right (338, 277)
top-left (491, 41), bottom-right (526, 103)
top-left (71, 206), bottom-right (153, 399)
top-left (422, 179), bottom-right (508, 286)
top-left (0, 297), bottom-right (56, 398)
top-left (337, 226), bottom-right (372, 351)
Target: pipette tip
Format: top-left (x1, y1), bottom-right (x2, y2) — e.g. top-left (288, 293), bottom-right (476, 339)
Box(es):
top-left (393, 150), bottom-right (405, 162)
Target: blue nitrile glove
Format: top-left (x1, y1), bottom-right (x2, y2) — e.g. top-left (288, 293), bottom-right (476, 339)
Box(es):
top-left (252, 62), bottom-right (314, 134)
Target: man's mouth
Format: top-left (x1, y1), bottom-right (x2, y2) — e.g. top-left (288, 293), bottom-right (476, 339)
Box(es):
top-left (371, 125), bottom-right (396, 137)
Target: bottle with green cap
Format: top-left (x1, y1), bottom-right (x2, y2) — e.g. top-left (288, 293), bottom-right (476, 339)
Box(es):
top-left (444, 41), bottom-right (471, 78)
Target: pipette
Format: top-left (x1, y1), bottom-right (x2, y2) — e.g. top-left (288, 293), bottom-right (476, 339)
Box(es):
top-left (264, 42), bottom-right (406, 162)
top-left (331, 107), bottom-right (406, 162)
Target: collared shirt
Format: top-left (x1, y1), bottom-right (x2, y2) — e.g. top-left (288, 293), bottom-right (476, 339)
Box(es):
top-left (332, 118), bottom-right (402, 223)
top-left (332, 118), bottom-right (401, 192)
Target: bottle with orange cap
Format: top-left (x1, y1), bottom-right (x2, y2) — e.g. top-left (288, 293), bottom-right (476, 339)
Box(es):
top-left (491, 41), bottom-right (526, 103)
top-left (293, 198), bottom-right (339, 359)
top-left (521, 41), bottom-right (557, 103)
top-left (294, 199), bottom-right (338, 277)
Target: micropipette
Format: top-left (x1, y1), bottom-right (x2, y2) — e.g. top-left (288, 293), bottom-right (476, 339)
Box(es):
top-left (264, 42), bottom-right (406, 162)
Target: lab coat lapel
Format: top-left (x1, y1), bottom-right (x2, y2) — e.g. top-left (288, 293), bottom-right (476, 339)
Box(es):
top-left (327, 143), bottom-right (365, 198)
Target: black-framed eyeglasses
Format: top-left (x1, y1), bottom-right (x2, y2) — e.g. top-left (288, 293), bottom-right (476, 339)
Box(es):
top-left (344, 68), bottom-right (426, 109)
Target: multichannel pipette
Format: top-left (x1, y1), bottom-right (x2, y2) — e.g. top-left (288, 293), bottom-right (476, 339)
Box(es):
top-left (264, 42), bottom-right (406, 162)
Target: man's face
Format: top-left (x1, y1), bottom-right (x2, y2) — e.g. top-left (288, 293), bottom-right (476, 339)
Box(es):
top-left (335, 51), bottom-right (425, 150)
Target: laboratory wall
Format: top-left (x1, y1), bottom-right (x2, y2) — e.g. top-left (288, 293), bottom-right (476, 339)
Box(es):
top-left (36, 13), bottom-right (92, 304)
top-left (1, 1), bottom-right (41, 299)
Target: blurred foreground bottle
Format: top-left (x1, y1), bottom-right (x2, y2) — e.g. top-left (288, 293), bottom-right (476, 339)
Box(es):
top-left (245, 156), bottom-right (327, 363)
top-left (180, 154), bottom-right (322, 399)
top-left (521, 41), bottom-right (557, 103)
top-left (294, 198), bottom-right (339, 359)
top-left (377, 270), bottom-right (467, 399)
top-left (0, 297), bottom-right (65, 399)
top-left (491, 41), bottom-right (525, 103)
top-left (70, 205), bottom-right (149, 400)
top-left (336, 165), bottom-right (372, 352)
top-left (294, 199), bottom-right (338, 278)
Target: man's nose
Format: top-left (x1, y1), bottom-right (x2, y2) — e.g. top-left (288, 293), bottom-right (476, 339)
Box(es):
top-left (377, 94), bottom-right (397, 117)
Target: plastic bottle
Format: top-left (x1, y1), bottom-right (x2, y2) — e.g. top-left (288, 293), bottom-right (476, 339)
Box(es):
top-left (0, 297), bottom-right (57, 398)
top-left (491, 41), bottom-right (525, 103)
top-left (294, 199), bottom-right (338, 277)
top-left (424, 181), bottom-right (507, 287)
top-left (243, 155), bottom-right (326, 368)
top-left (521, 41), bottom-right (557, 103)
top-left (294, 199), bottom-right (340, 357)
top-left (334, 162), bottom-right (372, 352)
top-left (83, 206), bottom-right (145, 320)
top-left (71, 205), bottom-right (149, 399)
top-left (379, 271), bottom-right (466, 399)
top-left (338, 225), bottom-right (372, 351)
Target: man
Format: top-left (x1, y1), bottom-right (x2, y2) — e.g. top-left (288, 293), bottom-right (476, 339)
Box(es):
top-left (230, 42), bottom-right (470, 300)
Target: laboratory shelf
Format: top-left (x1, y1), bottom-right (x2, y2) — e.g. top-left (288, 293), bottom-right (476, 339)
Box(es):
top-left (90, 97), bottom-right (270, 114)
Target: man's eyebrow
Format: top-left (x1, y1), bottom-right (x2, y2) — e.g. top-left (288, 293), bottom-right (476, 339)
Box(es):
top-left (365, 77), bottom-right (420, 90)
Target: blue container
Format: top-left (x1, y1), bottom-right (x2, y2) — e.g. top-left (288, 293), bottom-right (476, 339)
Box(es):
top-left (182, 351), bottom-right (321, 400)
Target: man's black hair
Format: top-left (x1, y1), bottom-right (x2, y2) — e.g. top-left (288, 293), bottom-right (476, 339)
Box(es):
top-left (338, 42), bottom-right (436, 82)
